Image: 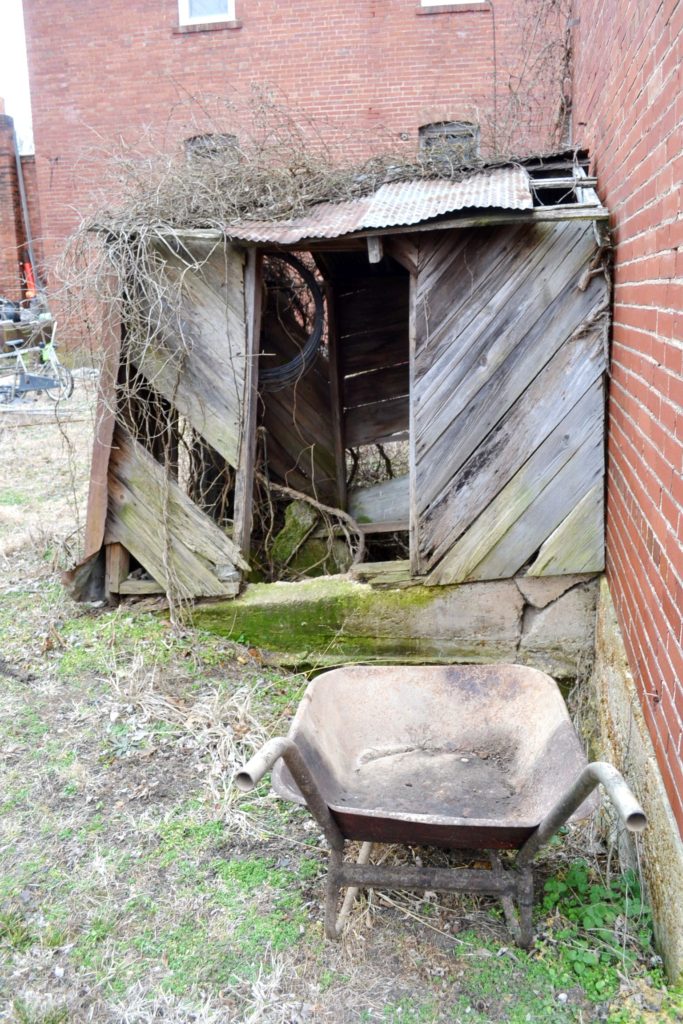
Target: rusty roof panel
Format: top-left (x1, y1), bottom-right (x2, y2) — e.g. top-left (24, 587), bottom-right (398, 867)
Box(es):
top-left (224, 166), bottom-right (533, 244)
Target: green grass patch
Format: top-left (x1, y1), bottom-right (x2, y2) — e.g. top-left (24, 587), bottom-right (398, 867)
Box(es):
top-left (0, 489), bottom-right (29, 506)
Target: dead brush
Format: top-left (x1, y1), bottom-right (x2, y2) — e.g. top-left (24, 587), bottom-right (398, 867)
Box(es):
top-left (108, 654), bottom-right (269, 803)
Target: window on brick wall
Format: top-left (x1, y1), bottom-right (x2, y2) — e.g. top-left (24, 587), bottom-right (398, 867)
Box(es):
top-left (420, 1), bottom-right (486, 7)
top-left (178, 0), bottom-right (235, 25)
top-left (419, 122), bottom-right (480, 163)
top-left (185, 133), bottom-right (239, 158)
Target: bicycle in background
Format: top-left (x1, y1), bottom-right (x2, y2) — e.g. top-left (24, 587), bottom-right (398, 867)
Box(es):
top-left (0, 322), bottom-right (74, 403)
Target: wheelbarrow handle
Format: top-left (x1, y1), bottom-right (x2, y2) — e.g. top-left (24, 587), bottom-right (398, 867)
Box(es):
top-left (516, 761), bottom-right (647, 868)
top-left (235, 737), bottom-right (345, 851)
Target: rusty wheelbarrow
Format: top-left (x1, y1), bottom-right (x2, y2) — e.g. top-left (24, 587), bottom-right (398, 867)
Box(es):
top-left (236, 665), bottom-right (646, 946)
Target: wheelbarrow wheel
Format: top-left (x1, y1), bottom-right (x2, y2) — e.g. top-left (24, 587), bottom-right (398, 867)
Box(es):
top-left (44, 364), bottom-right (74, 402)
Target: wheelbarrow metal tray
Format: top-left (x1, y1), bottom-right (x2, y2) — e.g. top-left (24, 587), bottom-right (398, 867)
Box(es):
top-left (273, 664), bottom-right (597, 850)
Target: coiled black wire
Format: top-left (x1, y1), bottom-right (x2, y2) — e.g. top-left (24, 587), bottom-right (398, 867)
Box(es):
top-left (259, 253), bottom-right (325, 392)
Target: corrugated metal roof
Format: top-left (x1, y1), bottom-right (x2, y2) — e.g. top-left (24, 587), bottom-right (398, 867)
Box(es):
top-left (224, 166), bottom-right (533, 244)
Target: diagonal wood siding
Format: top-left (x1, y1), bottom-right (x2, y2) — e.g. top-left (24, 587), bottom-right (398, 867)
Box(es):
top-left (100, 241), bottom-right (258, 599)
top-left (105, 427), bottom-right (249, 598)
top-left (128, 243), bottom-right (248, 468)
top-left (412, 221), bottom-right (609, 582)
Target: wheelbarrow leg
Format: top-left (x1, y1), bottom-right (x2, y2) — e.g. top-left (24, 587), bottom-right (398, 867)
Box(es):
top-left (324, 848), bottom-right (342, 940)
top-left (515, 867), bottom-right (534, 949)
top-left (489, 854), bottom-right (534, 948)
top-left (325, 842), bottom-right (374, 940)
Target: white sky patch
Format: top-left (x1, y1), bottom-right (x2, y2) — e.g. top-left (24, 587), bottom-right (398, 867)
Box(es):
top-left (0, 0), bottom-right (34, 154)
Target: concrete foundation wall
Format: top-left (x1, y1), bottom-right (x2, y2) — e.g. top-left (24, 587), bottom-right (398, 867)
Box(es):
top-left (193, 573), bottom-right (599, 680)
top-left (592, 577), bottom-right (683, 980)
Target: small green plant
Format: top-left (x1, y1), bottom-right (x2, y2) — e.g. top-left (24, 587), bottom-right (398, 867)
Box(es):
top-left (0, 908), bottom-right (33, 951)
top-left (541, 860), bottom-right (653, 1000)
top-left (11, 1000), bottom-right (68, 1024)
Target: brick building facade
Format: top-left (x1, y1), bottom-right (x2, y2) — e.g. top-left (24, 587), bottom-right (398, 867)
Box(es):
top-left (573, 0), bottom-right (683, 834)
top-left (21, 0), bottom-right (567, 275)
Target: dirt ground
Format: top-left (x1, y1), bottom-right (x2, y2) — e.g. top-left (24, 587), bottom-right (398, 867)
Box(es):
top-left (0, 382), bottom-right (680, 1024)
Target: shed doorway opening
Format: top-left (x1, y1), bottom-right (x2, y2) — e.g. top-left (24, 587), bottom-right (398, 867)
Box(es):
top-left (253, 247), bottom-right (412, 581)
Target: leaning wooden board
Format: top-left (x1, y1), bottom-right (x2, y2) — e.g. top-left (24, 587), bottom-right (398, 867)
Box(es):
top-left (105, 426), bottom-right (248, 599)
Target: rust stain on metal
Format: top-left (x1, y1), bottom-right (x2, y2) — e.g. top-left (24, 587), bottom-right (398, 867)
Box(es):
top-left (223, 167), bottom-right (533, 244)
top-left (271, 663), bottom-right (596, 848)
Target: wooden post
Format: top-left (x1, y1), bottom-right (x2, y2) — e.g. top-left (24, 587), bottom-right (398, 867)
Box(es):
top-left (408, 267), bottom-right (420, 577)
top-left (233, 247), bottom-right (262, 558)
top-left (83, 299), bottom-right (122, 560)
top-left (105, 542), bottom-right (130, 599)
top-left (325, 283), bottom-right (347, 509)
top-left (367, 235), bottom-right (384, 264)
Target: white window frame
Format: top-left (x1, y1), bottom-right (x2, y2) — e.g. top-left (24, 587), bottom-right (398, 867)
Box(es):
top-left (420, 1), bottom-right (486, 7)
top-left (178, 0), bottom-right (235, 26)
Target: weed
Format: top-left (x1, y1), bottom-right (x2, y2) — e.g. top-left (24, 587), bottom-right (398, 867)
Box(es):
top-left (0, 908), bottom-right (33, 951)
top-left (11, 1000), bottom-right (68, 1024)
top-left (72, 914), bottom-right (118, 971)
top-left (541, 860), bottom-right (653, 1001)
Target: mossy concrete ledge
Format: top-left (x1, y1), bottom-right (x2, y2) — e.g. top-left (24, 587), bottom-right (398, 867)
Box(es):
top-left (190, 574), bottom-right (597, 677)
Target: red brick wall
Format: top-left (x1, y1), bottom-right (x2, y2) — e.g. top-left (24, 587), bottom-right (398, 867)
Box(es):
top-left (573, 0), bottom-right (683, 832)
top-left (0, 114), bottom-right (23, 299)
top-left (22, 0), bottom-right (565, 274)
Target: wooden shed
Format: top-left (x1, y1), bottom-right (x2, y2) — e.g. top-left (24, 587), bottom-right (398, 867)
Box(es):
top-left (72, 151), bottom-right (610, 613)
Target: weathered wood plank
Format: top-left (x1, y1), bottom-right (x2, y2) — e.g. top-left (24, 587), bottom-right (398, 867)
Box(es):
top-left (336, 276), bottom-right (408, 331)
top-left (414, 223), bottom-right (554, 378)
top-left (415, 272), bottom-right (608, 509)
top-left (468, 433), bottom-right (604, 581)
top-left (106, 469), bottom-right (234, 601)
top-left (118, 578), bottom-right (166, 595)
top-left (414, 221), bottom-right (576, 389)
top-left (262, 389), bottom-right (339, 488)
top-left (153, 241), bottom-right (248, 345)
top-left (325, 285), bottom-right (347, 508)
top-left (415, 222), bottom-right (601, 458)
top-left (350, 560), bottom-right (414, 585)
top-left (84, 306), bottom-right (121, 558)
top-left (426, 382), bottom-right (603, 584)
top-left (234, 248), bottom-right (262, 556)
top-left (367, 236), bottom-right (383, 263)
top-left (419, 326), bottom-right (605, 570)
top-left (357, 520), bottom-right (409, 534)
top-left (106, 488), bottom-right (230, 598)
top-left (105, 543), bottom-right (129, 596)
top-left (344, 362), bottom-right (409, 408)
top-left (348, 474), bottom-right (409, 526)
top-left (345, 396), bottom-right (410, 447)
top-left (341, 328), bottom-right (409, 376)
top-left (414, 225), bottom-right (527, 350)
top-left (108, 428), bottom-right (248, 572)
top-left (129, 242), bottom-right (247, 467)
top-left (383, 236), bottom-right (419, 275)
top-left (408, 271), bottom-right (420, 576)
top-left (526, 483), bottom-right (605, 576)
